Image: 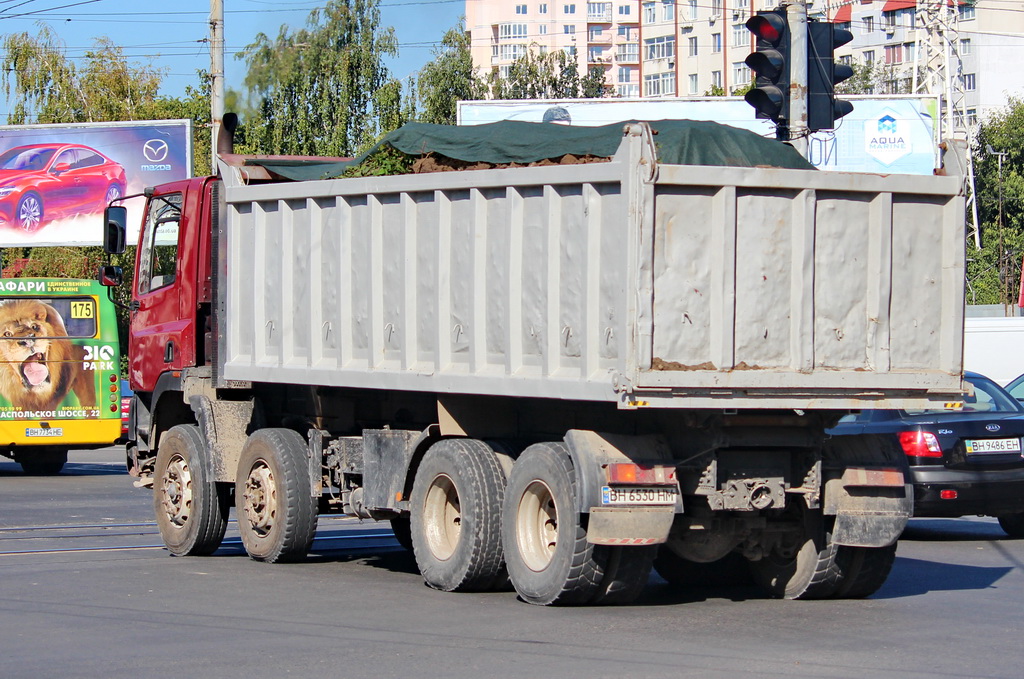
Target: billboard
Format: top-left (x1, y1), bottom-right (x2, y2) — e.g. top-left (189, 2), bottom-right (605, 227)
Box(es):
top-left (0, 119), bottom-right (192, 247)
top-left (457, 96), bottom-right (940, 175)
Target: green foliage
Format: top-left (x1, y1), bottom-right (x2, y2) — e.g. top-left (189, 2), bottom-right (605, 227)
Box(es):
top-left (968, 96), bottom-right (1024, 307)
top-left (489, 48), bottom-right (609, 100)
top-left (417, 22), bottom-right (487, 125)
top-left (238, 0), bottom-right (402, 156)
top-left (342, 144), bottom-right (414, 177)
top-left (837, 61), bottom-right (920, 96)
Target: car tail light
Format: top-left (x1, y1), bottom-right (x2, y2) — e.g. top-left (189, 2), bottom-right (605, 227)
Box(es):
top-left (898, 431), bottom-right (943, 458)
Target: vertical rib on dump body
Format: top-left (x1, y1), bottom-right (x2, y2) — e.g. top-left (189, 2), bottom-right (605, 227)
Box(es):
top-left (219, 123), bottom-right (965, 410)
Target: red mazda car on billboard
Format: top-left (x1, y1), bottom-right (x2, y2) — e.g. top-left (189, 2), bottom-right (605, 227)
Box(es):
top-left (0, 143), bottom-right (127, 232)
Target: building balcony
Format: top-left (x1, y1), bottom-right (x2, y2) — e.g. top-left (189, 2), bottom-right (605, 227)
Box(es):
top-left (615, 54), bottom-right (640, 64)
top-left (587, 10), bottom-right (613, 22)
top-left (587, 33), bottom-right (613, 45)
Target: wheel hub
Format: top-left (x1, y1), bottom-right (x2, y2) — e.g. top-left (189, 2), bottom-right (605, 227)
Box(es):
top-left (242, 461), bottom-right (277, 536)
top-left (516, 480), bottom-right (558, 572)
top-left (422, 473), bottom-right (461, 561)
top-left (159, 454), bottom-right (193, 527)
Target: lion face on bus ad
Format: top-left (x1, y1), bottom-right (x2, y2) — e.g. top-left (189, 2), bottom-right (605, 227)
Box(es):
top-left (0, 300), bottom-right (95, 412)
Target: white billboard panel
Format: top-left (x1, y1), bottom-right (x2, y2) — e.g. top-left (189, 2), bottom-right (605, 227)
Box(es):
top-left (458, 96), bottom-right (939, 175)
top-left (0, 119), bottom-right (192, 247)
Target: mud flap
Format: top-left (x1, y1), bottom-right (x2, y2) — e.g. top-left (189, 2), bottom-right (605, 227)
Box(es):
top-left (586, 507), bottom-right (675, 546)
top-left (824, 469), bottom-right (913, 548)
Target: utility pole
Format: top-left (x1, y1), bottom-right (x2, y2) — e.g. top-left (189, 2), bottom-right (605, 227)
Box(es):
top-left (210, 0), bottom-right (225, 171)
top-left (786, 2), bottom-right (808, 158)
top-left (988, 144), bottom-right (1009, 313)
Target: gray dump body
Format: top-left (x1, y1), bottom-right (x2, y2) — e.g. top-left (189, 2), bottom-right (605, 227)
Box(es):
top-left (218, 123), bottom-right (965, 409)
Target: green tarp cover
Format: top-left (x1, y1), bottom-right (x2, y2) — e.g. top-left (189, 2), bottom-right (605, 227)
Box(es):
top-left (247, 119), bottom-right (815, 181)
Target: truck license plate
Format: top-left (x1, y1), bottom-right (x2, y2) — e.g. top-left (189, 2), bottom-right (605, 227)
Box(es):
top-left (601, 486), bottom-right (678, 506)
top-left (965, 438), bottom-right (1022, 454)
top-left (25, 428), bottom-right (63, 438)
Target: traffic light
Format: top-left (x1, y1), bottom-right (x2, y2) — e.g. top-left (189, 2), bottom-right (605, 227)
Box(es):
top-left (744, 9), bottom-right (791, 124)
top-left (807, 21), bottom-right (854, 131)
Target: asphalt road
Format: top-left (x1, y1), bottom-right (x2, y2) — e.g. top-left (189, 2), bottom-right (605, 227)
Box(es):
top-left (1, 447), bottom-right (1023, 679)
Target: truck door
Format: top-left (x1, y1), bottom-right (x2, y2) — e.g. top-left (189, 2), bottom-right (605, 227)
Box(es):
top-left (130, 192), bottom-right (187, 391)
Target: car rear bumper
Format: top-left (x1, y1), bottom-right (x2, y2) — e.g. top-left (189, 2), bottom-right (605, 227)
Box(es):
top-left (910, 465), bottom-right (1024, 517)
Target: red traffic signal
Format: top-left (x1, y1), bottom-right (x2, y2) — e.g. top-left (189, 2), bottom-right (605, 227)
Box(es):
top-left (746, 11), bottom-right (787, 45)
top-left (744, 9), bottom-right (791, 124)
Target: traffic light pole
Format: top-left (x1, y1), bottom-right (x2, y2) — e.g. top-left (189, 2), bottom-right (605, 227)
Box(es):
top-left (786, 2), bottom-right (808, 156)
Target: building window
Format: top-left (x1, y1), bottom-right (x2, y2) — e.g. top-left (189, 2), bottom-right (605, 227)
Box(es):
top-left (732, 24), bottom-right (747, 47)
top-left (863, 50), bottom-right (875, 65)
top-left (499, 23), bottom-right (529, 39)
top-left (711, 70), bottom-right (722, 89)
top-left (960, 38), bottom-right (971, 55)
top-left (689, 73), bottom-right (698, 94)
top-left (564, 24), bottom-right (575, 33)
top-left (618, 66), bottom-right (632, 82)
top-left (516, 4), bottom-right (527, 14)
top-left (966, 108), bottom-right (977, 126)
top-left (588, 2), bottom-right (612, 20)
top-left (500, 43), bottom-right (528, 61)
top-left (884, 44), bottom-right (903, 64)
top-left (644, 35), bottom-right (675, 60)
top-left (688, 36), bottom-right (698, 56)
top-left (540, 3), bottom-right (548, 12)
top-left (863, 16), bottom-right (873, 32)
top-left (618, 25), bottom-right (636, 39)
top-left (732, 61), bottom-right (750, 85)
top-left (564, 3), bottom-right (576, 13)
top-left (589, 47), bottom-right (608, 62)
top-left (959, 3), bottom-right (975, 20)
top-left (539, 24), bottom-right (548, 34)
top-left (499, 65), bottom-right (511, 79)
top-left (617, 83), bottom-right (640, 97)
top-left (735, 0), bottom-right (748, 7)
top-left (590, 26), bottom-right (604, 39)
top-left (616, 42), bottom-right (639, 61)
top-left (882, 10), bottom-right (896, 28)
top-left (643, 2), bottom-right (656, 22)
top-left (711, 0), bottom-right (722, 15)
top-left (618, 4), bottom-right (631, 15)
top-left (712, 32), bottom-right (722, 53)
top-left (687, 0), bottom-right (697, 20)
top-left (662, 0), bottom-right (674, 21)
top-left (644, 71), bottom-right (676, 96)
top-left (905, 41), bottom-right (915, 61)
top-left (963, 73), bottom-right (976, 90)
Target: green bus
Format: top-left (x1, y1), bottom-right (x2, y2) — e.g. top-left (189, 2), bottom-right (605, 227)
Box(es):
top-left (0, 278), bottom-right (121, 474)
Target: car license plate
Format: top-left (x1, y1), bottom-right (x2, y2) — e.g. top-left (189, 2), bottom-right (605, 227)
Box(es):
top-left (601, 486), bottom-right (678, 506)
top-left (965, 438), bottom-right (1022, 454)
top-left (25, 428), bottom-right (63, 438)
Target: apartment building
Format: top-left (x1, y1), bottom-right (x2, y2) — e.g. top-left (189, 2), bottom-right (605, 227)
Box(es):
top-left (832, 0), bottom-right (1024, 125)
top-left (467, 0), bottom-right (1024, 116)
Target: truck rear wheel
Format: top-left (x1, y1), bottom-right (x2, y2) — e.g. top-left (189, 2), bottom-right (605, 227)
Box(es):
top-left (235, 429), bottom-right (318, 563)
top-left (153, 425), bottom-right (229, 556)
top-left (833, 544), bottom-right (898, 598)
top-left (591, 546), bottom-right (656, 604)
top-left (502, 442), bottom-right (609, 606)
top-left (749, 505), bottom-right (842, 600)
top-left (410, 439), bottom-right (507, 592)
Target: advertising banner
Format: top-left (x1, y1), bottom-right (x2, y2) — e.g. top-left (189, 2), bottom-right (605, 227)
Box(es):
top-left (0, 119), bottom-right (192, 247)
top-left (458, 96), bottom-right (939, 175)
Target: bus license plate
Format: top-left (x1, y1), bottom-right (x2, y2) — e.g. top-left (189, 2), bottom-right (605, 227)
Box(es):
top-left (965, 438), bottom-right (1021, 454)
top-left (25, 428), bottom-right (63, 438)
top-left (601, 486), bottom-right (677, 506)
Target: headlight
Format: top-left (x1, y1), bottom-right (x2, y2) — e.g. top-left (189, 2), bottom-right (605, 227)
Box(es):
top-left (0, 187), bottom-right (15, 198)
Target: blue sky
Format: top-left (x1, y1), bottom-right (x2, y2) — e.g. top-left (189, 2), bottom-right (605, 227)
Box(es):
top-left (0, 0), bottom-right (465, 116)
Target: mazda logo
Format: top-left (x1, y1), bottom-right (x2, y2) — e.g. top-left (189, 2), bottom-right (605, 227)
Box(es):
top-left (986, 424), bottom-right (1001, 432)
top-left (143, 139), bottom-right (169, 162)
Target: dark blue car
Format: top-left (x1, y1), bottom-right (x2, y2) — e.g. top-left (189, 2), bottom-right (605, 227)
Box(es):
top-left (828, 371), bottom-right (1024, 537)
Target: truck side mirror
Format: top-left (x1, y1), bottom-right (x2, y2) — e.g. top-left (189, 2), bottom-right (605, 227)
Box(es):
top-left (98, 265), bottom-right (123, 287)
top-left (104, 205), bottom-right (127, 255)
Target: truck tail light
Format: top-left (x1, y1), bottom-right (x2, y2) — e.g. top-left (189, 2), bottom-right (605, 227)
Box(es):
top-left (898, 431), bottom-right (943, 458)
top-left (605, 463), bottom-right (676, 485)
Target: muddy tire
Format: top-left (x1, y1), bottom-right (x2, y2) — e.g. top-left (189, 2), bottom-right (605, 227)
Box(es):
top-left (19, 449), bottom-right (68, 475)
top-left (749, 506), bottom-right (842, 600)
top-left (410, 439), bottom-right (507, 592)
top-left (235, 428), bottom-right (317, 563)
top-left (502, 442), bottom-right (608, 606)
top-left (833, 543), bottom-right (898, 598)
top-left (153, 425), bottom-right (229, 556)
top-left (653, 549), bottom-right (752, 588)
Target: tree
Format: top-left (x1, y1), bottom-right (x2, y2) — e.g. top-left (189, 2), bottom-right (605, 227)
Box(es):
top-left (837, 61), bottom-right (922, 96)
top-left (238, 0), bottom-right (403, 156)
top-left (417, 22), bottom-right (487, 125)
top-left (489, 47), bottom-right (608, 100)
top-left (968, 97), bottom-right (1024, 307)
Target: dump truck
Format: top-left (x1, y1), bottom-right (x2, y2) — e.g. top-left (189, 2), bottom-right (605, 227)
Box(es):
top-left (100, 119), bottom-right (965, 605)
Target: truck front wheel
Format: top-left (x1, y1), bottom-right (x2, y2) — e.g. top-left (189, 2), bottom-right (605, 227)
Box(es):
top-left (235, 429), bottom-right (318, 563)
top-left (153, 425), bottom-right (229, 556)
top-left (410, 439), bottom-right (508, 592)
top-left (502, 442), bottom-right (609, 605)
